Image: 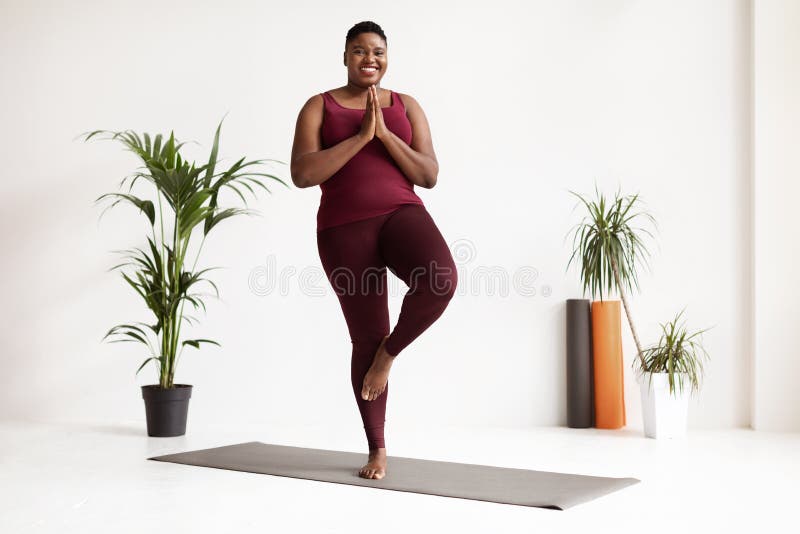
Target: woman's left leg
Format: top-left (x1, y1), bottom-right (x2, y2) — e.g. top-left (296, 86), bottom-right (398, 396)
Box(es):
top-left (377, 204), bottom-right (458, 358)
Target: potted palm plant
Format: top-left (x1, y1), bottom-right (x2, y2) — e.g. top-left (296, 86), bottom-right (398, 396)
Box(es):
top-left (565, 183), bottom-right (657, 429)
top-left (82, 117), bottom-right (287, 437)
top-left (633, 307), bottom-right (712, 439)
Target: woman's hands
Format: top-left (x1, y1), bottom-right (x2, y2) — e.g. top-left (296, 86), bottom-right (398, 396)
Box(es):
top-left (358, 87), bottom-right (376, 141)
top-left (371, 85), bottom-right (389, 140)
top-left (358, 85), bottom-right (389, 142)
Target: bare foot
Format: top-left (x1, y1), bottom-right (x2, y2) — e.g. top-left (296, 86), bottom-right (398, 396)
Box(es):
top-left (359, 447), bottom-right (387, 479)
top-left (362, 335), bottom-right (395, 401)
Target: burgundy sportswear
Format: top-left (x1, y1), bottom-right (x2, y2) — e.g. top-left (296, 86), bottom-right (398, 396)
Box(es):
top-left (317, 90), bottom-right (425, 232)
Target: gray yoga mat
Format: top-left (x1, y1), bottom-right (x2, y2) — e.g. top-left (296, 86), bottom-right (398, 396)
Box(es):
top-left (148, 441), bottom-right (639, 510)
top-left (567, 298), bottom-right (595, 428)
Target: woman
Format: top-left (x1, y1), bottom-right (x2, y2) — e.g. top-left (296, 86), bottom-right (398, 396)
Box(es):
top-left (290, 21), bottom-right (457, 480)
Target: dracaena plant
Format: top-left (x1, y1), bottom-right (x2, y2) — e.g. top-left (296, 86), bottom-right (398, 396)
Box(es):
top-left (633, 307), bottom-right (713, 396)
top-left (565, 183), bottom-right (658, 371)
top-left (81, 117), bottom-right (287, 388)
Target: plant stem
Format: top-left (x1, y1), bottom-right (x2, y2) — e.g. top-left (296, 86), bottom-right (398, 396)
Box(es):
top-left (157, 191), bottom-right (169, 389)
top-left (610, 255), bottom-right (647, 371)
top-left (171, 233), bottom-right (208, 379)
top-left (168, 234), bottom-right (187, 386)
top-left (167, 208), bottom-right (180, 388)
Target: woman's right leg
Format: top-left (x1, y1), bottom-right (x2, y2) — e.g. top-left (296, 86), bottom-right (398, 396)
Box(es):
top-left (316, 214), bottom-right (393, 451)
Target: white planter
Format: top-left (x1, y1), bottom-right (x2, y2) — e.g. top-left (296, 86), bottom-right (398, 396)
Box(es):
top-left (636, 371), bottom-right (690, 439)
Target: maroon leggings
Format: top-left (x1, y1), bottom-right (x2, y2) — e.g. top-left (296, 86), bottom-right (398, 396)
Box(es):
top-left (316, 204), bottom-right (458, 450)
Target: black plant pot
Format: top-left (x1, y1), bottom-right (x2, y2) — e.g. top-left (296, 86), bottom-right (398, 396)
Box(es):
top-left (141, 384), bottom-right (193, 437)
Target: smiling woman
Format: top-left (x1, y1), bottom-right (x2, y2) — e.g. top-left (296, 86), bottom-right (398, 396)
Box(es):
top-left (348, 36), bottom-right (385, 79)
top-left (290, 20), bottom-right (457, 482)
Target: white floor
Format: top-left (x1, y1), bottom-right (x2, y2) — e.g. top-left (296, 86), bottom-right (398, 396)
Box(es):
top-left (1, 419), bottom-right (797, 533)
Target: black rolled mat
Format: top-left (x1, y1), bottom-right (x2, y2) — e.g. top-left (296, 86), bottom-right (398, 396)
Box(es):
top-left (567, 298), bottom-right (595, 428)
top-left (148, 441), bottom-right (640, 510)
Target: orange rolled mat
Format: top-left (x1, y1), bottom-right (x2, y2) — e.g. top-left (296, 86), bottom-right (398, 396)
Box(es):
top-left (590, 300), bottom-right (626, 429)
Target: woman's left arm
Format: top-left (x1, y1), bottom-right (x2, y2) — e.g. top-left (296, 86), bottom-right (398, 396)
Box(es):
top-left (375, 90), bottom-right (439, 189)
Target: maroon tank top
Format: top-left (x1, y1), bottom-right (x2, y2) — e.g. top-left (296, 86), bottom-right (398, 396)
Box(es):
top-left (317, 89), bottom-right (425, 232)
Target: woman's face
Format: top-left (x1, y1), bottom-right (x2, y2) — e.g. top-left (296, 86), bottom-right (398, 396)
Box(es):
top-left (343, 32), bottom-right (387, 87)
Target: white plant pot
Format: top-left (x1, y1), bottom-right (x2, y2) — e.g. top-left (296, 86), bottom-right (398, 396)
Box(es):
top-left (636, 371), bottom-right (690, 439)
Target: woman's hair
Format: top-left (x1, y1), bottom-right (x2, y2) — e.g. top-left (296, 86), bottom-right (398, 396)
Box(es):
top-left (345, 21), bottom-right (387, 47)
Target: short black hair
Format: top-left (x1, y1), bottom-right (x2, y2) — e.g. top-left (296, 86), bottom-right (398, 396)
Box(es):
top-left (345, 21), bottom-right (387, 47)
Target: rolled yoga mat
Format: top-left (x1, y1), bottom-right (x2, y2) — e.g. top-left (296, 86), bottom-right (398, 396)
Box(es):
top-left (148, 441), bottom-right (640, 510)
top-left (591, 300), bottom-right (626, 429)
top-left (566, 299), bottom-right (594, 428)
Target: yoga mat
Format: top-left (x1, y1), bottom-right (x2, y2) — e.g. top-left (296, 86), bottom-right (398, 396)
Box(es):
top-left (591, 300), bottom-right (626, 429)
top-left (566, 299), bottom-right (594, 428)
top-left (148, 441), bottom-right (640, 510)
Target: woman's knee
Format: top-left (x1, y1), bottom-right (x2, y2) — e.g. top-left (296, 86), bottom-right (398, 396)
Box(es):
top-left (436, 264), bottom-right (458, 300)
top-left (410, 259), bottom-right (457, 299)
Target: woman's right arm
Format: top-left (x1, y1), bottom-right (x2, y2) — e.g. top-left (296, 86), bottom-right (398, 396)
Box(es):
top-left (290, 94), bottom-right (371, 188)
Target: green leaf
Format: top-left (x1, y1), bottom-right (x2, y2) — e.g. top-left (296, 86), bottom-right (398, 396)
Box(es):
top-left (182, 338), bottom-right (221, 349)
top-left (135, 356), bottom-right (162, 377)
top-left (94, 192), bottom-right (156, 226)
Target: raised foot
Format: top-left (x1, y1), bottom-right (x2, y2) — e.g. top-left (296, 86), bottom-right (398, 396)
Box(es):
top-left (359, 447), bottom-right (387, 479)
top-left (361, 335), bottom-right (395, 401)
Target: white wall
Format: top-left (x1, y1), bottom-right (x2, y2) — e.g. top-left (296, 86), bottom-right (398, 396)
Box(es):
top-left (0, 0), bottom-right (767, 437)
top-left (753, 0), bottom-right (800, 431)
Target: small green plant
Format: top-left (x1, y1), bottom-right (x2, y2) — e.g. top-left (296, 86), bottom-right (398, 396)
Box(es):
top-left (565, 182), bottom-right (658, 370)
top-left (81, 117), bottom-right (288, 388)
top-left (634, 307), bottom-right (713, 397)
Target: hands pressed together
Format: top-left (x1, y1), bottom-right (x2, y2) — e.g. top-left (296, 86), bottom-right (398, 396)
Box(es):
top-left (358, 84), bottom-right (390, 142)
